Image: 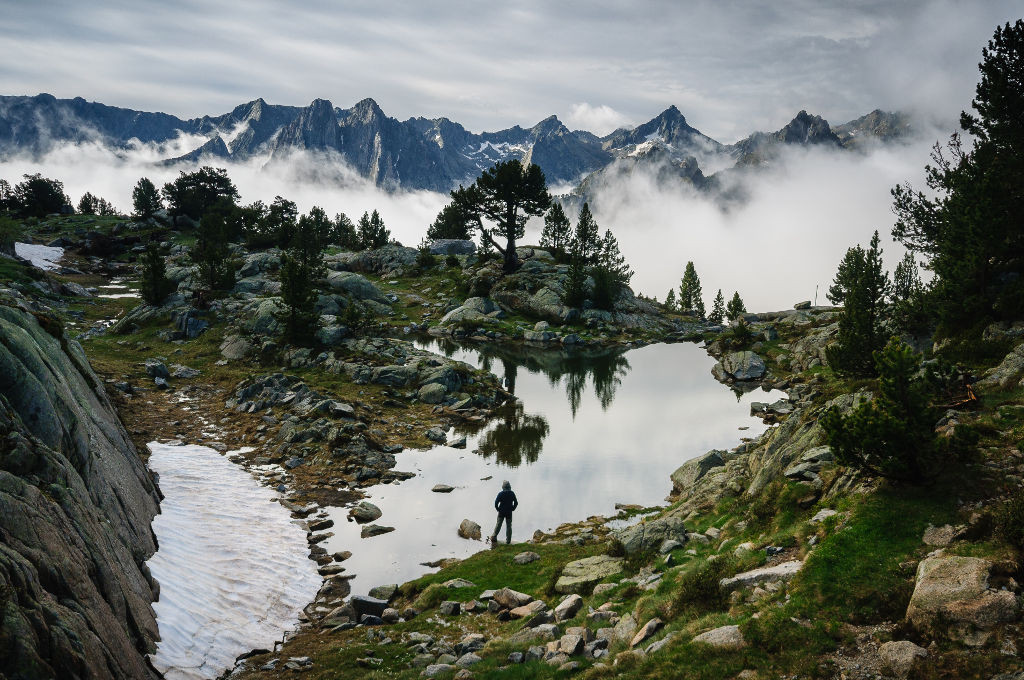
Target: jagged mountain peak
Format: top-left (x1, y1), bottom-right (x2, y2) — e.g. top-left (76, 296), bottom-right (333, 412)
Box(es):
top-left (530, 115), bottom-right (568, 137)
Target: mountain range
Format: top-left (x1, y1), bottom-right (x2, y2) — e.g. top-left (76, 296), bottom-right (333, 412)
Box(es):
top-left (0, 93), bottom-right (913, 196)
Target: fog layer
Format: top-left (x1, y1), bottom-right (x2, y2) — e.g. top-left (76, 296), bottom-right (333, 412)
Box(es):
top-left (1, 132), bottom-right (938, 312)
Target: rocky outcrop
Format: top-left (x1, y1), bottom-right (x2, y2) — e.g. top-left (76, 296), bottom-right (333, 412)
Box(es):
top-left (906, 555), bottom-right (1018, 645)
top-left (612, 515), bottom-right (689, 554)
top-left (976, 342), bottom-right (1024, 391)
top-left (0, 305), bottom-right (161, 679)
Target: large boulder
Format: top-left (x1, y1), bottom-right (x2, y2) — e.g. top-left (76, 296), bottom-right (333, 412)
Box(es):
top-left (555, 555), bottom-right (624, 593)
top-left (714, 351), bottom-right (766, 381)
top-left (248, 297), bottom-right (286, 336)
top-left (612, 515), bottom-right (689, 554)
top-left (692, 625), bottom-right (745, 649)
top-left (325, 271), bottom-right (387, 302)
top-left (458, 519), bottom-right (482, 540)
top-left (906, 556), bottom-right (1018, 644)
top-left (670, 450), bottom-right (726, 497)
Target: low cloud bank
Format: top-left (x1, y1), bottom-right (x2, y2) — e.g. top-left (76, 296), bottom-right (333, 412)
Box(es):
top-left (2, 129), bottom-right (945, 313)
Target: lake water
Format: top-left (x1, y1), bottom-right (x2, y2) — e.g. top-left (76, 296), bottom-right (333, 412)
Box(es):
top-left (322, 340), bottom-right (784, 594)
top-left (146, 442), bottom-right (321, 680)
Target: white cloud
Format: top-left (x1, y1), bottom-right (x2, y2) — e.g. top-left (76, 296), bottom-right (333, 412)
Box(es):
top-left (565, 103), bottom-right (632, 136)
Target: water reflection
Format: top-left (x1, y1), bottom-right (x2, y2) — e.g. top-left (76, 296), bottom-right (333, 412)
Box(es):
top-left (423, 337), bottom-right (631, 416)
top-left (476, 401), bottom-right (550, 468)
top-left (325, 340), bottom-right (787, 595)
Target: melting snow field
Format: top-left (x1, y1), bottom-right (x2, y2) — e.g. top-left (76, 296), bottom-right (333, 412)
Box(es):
top-left (13, 242), bottom-right (63, 270)
top-left (146, 442), bottom-right (321, 680)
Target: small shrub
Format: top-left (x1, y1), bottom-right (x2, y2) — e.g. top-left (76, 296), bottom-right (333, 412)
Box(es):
top-left (445, 254), bottom-right (460, 268)
top-left (671, 556), bottom-right (737, 617)
top-left (416, 247), bottom-right (437, 269)
top-left (748, 480), bottom-right (784, 527)
top-left (606, 539), bottom-right (626, 557)
top-left (411, 583), bottom-right (445, 611)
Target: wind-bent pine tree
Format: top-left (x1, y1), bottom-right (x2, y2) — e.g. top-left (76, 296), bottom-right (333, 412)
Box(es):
top-left (445, 160), bottom-right (550, 273)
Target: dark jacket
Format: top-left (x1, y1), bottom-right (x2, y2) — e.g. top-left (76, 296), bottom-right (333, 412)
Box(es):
top-left (495, 489), bottom-right (518, 515)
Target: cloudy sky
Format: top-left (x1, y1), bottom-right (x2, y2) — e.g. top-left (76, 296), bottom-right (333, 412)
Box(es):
top-left (1, 1), bottom-right (1019, 140)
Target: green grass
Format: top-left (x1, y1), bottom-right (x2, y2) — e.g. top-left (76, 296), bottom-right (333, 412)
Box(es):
top-left (790, 486), bottom-right (957, 623)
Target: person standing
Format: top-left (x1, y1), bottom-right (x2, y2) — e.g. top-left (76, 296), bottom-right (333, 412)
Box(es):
top-left (491, 480), bottom-right (518, 545)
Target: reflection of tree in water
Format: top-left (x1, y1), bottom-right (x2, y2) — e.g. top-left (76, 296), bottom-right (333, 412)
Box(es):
top-left (476, 401), bottom-right (549, 468)
top-left (429, 340), bottom-right (631, 416)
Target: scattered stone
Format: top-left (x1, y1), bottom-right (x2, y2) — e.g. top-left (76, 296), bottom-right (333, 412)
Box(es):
top-left (555, 555), bottom-right (624, 594)
top-left (510, 600), bottom-right (548, 619)
top-left (554, 594), bottom-right (584, 623)
top-left (922, 524), bottom-right (965, 547)
top-left (794, 300), bottom-right (812, 310)
top-left (629, 618), bottom-right (663, 648)
top-left (447, 435), bottom-right (467, 448)
top-left (513, 551), bottom-right (540, 565)
top-left (170, 364), bottom-right (200, 379)
top-left (455, 653), bottom-right (482, 667)
top-left (368, 584), bottom-right (398, 602)
top-left (349, 501), bottom-right (383, 523)
top-left (720, 561), bottom-right (803, 590)
top-left (692, 624), bottom-right (745, 648)
top-left (878, 640), bottom-right (928, 677)
top-left (644, 632), bottom-right (677, 655)
top-left (144, 359), bottom-right (170, 379)
top-left (432, 484), bottom-right (455, 493)
top-left (809, 508), bottom-right (838, 523)
top-left (350, 595), bottom-right (389, 618)
top-left (592, 583), bottom-right (617, 597)
top-left (458, 519), bottom-right (482, 540)
top-left (361, 524), bottom-right (395, 538)
top-left (492, 587), bottom-right (533, 609)
top-left (422, 664), bottom-right (456, 678)
top-left (559, 633), bottom-right (584, 656)
top-left (426, 427), bottom-right (447, 443)
top-left (439, 600), bottom-right (461, 616)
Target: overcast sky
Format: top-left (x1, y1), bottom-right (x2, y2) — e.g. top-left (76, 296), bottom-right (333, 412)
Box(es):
top-left (1, 1), bottom-right (1019, 141)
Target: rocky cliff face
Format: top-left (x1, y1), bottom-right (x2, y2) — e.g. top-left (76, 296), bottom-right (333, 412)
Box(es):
top-left (0, 304), bottom-right (161, 679)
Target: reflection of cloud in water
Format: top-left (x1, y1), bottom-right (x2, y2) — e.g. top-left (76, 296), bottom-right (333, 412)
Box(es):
top-left (328, 341), bottom-right (785, 596)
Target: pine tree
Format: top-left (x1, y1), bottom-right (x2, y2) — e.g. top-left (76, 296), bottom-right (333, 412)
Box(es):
top-left (332, 212), bottom-right (359, 250)
top-left (726, 291), bottom-right (747, 322)
top-left (678, 261), bottom-right (705, 317)
top-left (132, 177), bottom-right (162, 220)
top-left (592, 229), bottom-right (633, 310)
top-left (891, 252), bottom-right (929, 334)
top-left (664, 289), bottom-right (677, 311)
top-left (266, 196), bottom-right (298, 249)
top-left (892, 20), bottom-right (1024, 330)
top-left (276, 208), bottom-right (328, 345)
top-left (540, 203), bottom-right (572, 260)
top-left (277, 252), bottom-right (320, 345)
top-left (564, 253), bottom-right (588, 308)
top-left (709, 289), bottom-right (726, 324)
top-left (357, 210), bottom-right (390, 250)
top-left (77, 192), bottom-right (96, 214)
top-left (426, 202), bottom-right (474, 241)
top-left (140, 242), bottom-right (174, 305)
top-left (573, 202), bottom-right (601, 264)
top-left (192, 211), bottom-right (235, 290)
top-left (822, 338), bottom-right (939, 484)
top-left (825, 231), bottom-right (890, 376)
top-left (827, 245), bottom-right (865, 305)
